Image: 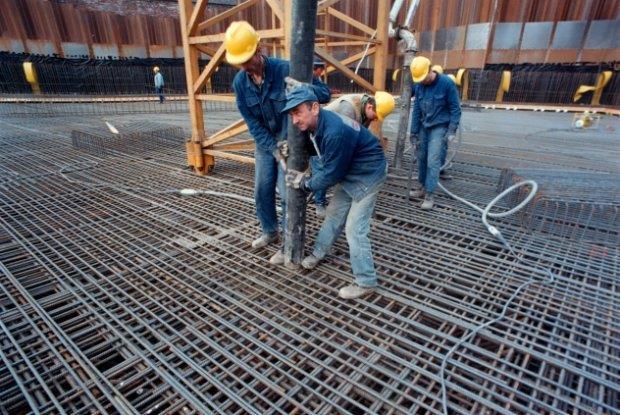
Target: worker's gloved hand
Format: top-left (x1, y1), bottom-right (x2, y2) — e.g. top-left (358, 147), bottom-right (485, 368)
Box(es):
top-left (285, 76), bottom-right (307, 93)
top-left (277, 140), bottom-right (289, 158)
top-left (445, 132), bottom-right (456, 143)
top-left (285, 169), bottom-right (309, 191)
top-left (272, 141), bottom-right (288, 162)
top-left (409, 133), bottom-right (418, 146)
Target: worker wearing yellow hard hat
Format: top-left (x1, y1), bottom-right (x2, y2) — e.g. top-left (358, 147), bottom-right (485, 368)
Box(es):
top-left (223, 21), bottom-right (331, 264)
top-left (325, 91), bottom-right (395, 128)
top-left (408, 56), bottom-right (461, 210)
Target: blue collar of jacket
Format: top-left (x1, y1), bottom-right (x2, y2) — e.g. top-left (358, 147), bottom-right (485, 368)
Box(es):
top-left (242, 55), bottom-right (274, 96)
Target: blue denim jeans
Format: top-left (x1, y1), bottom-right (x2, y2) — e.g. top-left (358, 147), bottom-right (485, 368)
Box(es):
top-left (312, 183), bottom-right (383, 287)
top-left (418, 125), bottom-right (448, 194)
top-left (155, 86), bottom-right (164, 103)
top-left (310, 156), bottom-right (327, 206)
top-left (254, 148), bottom-right (286, 235)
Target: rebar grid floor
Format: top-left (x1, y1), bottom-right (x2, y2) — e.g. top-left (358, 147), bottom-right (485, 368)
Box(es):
top-left (0, 110), bottom-right (618, 415)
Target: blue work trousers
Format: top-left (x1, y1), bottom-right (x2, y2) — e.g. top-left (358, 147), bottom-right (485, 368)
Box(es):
top-left (254, 148), bottom-right (286, 235)
top-left (417, 125), bottom-right (448, 194)
top-left (312, 183), bottom-right (383, 287)
top-left (155, 86), bottom-right (164, 103)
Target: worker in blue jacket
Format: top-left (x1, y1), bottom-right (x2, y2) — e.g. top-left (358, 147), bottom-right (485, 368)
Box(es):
top-left (282, 85), bottom-right (387, 300)
top-left (409, 56), bottom-right (461, 210)
top-left (224, 21), bottom-right (330, 264)
top-left (153, 66), bottom-right (164, 103)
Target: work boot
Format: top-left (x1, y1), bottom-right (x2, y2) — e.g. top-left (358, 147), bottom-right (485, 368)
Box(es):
top-left (269, 250), bottom-right (285, 265)
top-left (338, 284), bottom-right (376, 300)
top-left (301, 255), bottom-right (321, 270)
top-left (421, 194), bottom-right (434, 210)
top-left (439, 170), bottom-right (453, 180)
top-left (409, 187), bottom-right (426, 199)
top-left (315, 204), bottom-right (327, 218)
top-left (251, 232), bottom-right (278, 249)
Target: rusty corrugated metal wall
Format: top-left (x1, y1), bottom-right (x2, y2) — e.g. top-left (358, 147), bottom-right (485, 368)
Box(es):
top-left (1, 0), bottom-right (618, 67)
top-left (412, 0), bottom-right (620, 68)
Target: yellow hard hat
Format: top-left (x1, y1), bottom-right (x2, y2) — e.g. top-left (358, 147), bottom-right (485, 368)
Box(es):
top-left (447, 74), bottom-right (456, 83)
top-left (431, 64), bottom-right (443, 74)
top-left (410, 56), bottom-right (431, 83)
top-left (374, 91), bottom-right (395, 121)
top-left (224, 21), bottom-right (260, 65)
top-left (153, 66), bottom-right (160, 73)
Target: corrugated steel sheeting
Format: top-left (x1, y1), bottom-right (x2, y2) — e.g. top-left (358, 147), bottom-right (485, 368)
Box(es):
top-left (0, 0), bottom-right (618, 66)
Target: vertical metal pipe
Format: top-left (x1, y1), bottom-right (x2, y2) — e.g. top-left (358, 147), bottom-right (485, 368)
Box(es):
top-left (391, 29), bottom-right (417, 169)
top-left (284, 0), bottom-right (318, 267)
top-left (392, 67), bottom-right (413, 169)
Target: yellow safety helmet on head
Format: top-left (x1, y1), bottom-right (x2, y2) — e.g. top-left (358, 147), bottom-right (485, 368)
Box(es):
top-left (153, 66), bottom-right (160, 73)
top-left (410, 56), bottom-right (431, 83)
top-left (431, 64), bottom-right (443, 74)
top-left (224, 21), bottom-right (260, 65)
top-left (374, 91), bottom-right (395, 121)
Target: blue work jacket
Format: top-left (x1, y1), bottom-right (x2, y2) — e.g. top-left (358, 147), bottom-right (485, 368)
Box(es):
top-left (233, 56), bottom-right (331, 152)
top-left (307, 109), bottom-right (387, 201)
top-left (410, 73), bottom-right (461, 135)
top-left (154, 73), bottom-right (164, 88)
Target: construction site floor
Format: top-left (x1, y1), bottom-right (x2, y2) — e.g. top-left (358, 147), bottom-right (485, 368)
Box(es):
top-left (1, 106), bottom-right (618, 414)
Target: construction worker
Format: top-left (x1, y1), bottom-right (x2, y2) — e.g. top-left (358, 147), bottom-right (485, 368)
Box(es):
top-left (225, 21), bottom-right (330, 264)
top-left (153, 66), bottom-right (164, 103)
top-left (325, 91), bottom-right (395, 129)
top-left (313, 60), bottom-right (326, 80)
top-left (308, 91), bottom-right (395, 216)
top-left (409, 56), bottom-right (461, 209)
top-left (282, 85), bottom-right (387, 300)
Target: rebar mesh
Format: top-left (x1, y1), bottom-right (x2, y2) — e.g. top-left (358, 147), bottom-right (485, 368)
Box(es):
top-left (1, 110), bottom-right (618, 415)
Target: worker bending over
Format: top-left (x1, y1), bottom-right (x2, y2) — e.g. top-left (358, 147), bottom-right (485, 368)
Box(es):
top-left (409, 56), bottom-right (461, 210)
top-left (325, 92), bottom-right (395, 129)
top-left (282, 85), bottom-right (387, 300)
top-left (225, 21), bottom-right (330, 264)
top-left (310, 91), bottom-right (394, 217)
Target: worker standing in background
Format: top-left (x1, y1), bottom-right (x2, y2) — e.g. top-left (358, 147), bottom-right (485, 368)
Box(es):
top-left (409, 56), bottom-right (461, 210)
top-left (313, 61), bottom-right (326, 81)
top-left (224, 21), bottom-right (330, 264)
top-left (282, 85), bottom-right (387, 300)
top-left (153, 66), bottom-right (164, 103)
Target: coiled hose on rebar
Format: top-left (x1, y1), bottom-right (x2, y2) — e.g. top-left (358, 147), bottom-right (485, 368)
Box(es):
top-left (401, 128), bottom-right (556, 415)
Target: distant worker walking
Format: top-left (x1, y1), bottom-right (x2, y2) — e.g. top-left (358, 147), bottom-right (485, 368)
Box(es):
top-left (153, 66), bottom-right (164, 103)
